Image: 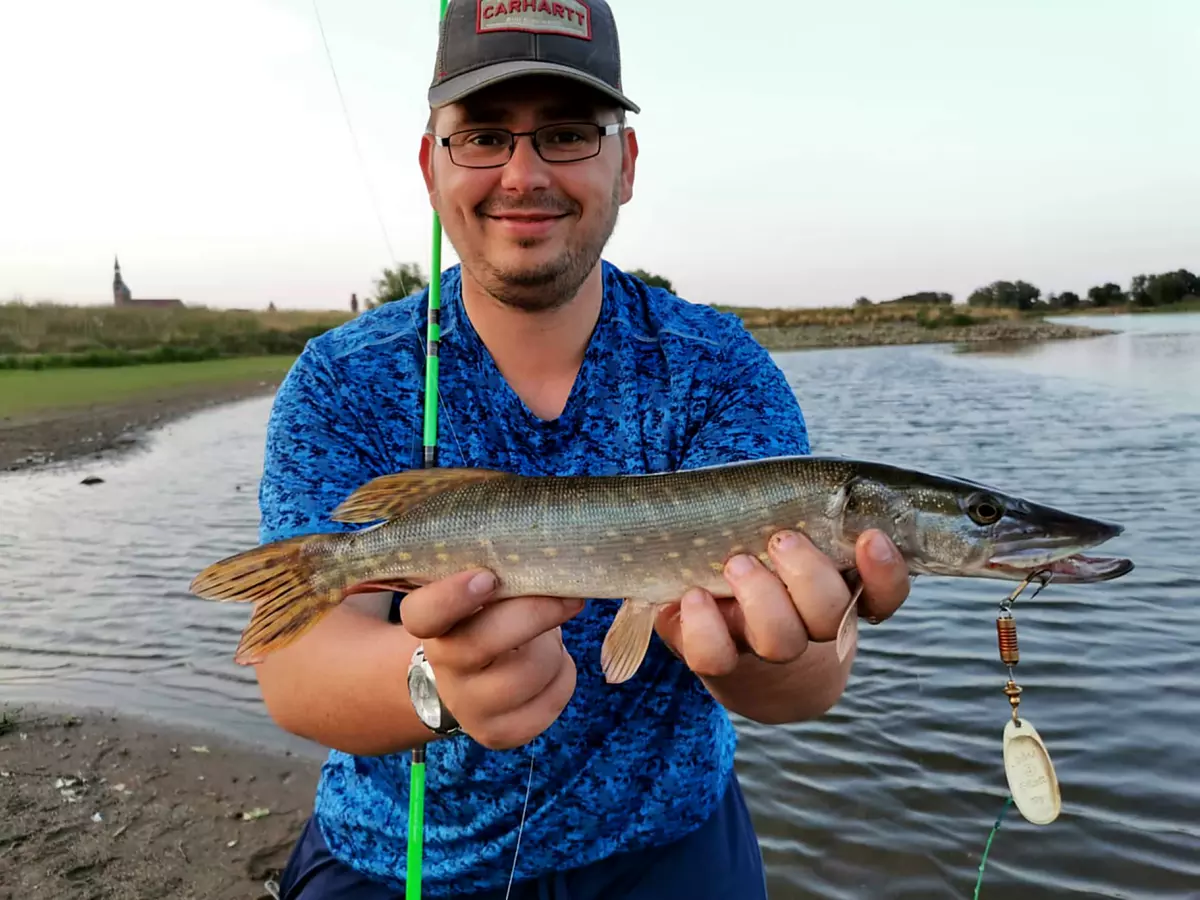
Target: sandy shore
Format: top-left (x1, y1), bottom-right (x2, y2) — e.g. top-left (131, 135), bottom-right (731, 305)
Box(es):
top-left (0, 379), bottom-right (280, 474)
top-left (0, 702), bottom-right (322, 900)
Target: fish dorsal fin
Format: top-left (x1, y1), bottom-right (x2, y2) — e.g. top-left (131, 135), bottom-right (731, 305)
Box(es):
top-left (331, 467), bottom-right (511, 524)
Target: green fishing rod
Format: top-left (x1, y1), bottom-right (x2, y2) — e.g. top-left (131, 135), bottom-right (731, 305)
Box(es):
top-left (408, 3), bottom-right (449, 897)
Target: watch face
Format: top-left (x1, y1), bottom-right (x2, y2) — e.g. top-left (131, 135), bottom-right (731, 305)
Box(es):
top-left (409, 668), bottom-right (441, 730)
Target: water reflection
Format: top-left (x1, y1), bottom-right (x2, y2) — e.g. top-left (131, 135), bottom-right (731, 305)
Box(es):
top-left (2, 319), bottom-right (1197, 897)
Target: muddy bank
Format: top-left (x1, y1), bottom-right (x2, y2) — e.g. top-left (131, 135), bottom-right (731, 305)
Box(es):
top-left (0, 380), bottom-right (280, 474)
top-left (748, 317), bottom-right (1111, 351)
top-left (0, 702), bottom-right (321, 900)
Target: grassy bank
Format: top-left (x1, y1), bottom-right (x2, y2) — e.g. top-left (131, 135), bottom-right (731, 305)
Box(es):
top-left (0, 296), bottom-right (1112, 373)
top-left (1037, 297), bottom-right (1200, 316)
top-left (0, 356), bottom-right (295, 419)
top-left (0, 302), bottom-right (350, 369)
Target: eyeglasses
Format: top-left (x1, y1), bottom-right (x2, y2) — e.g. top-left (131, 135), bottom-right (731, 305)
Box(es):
top-left (434, 122), bottom-right (622, 169)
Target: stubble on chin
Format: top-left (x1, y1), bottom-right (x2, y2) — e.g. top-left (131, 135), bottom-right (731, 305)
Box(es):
top-left (463, 181), bottom-right (622, 313)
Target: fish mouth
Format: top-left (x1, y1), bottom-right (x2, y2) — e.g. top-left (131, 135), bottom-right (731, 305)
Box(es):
top-left (986, 509), bottom-right (1125, 571)
top-left (981, 503), bottom-right (1132, 583)
top-left (986, 553), bottom-right (1134, 584)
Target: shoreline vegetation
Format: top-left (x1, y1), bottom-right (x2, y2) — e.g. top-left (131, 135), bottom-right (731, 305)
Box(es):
top-left (2, 286), bottom-right (1195, 473)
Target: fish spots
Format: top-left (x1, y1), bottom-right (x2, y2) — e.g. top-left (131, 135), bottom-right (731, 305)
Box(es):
top-left (692, 537), bottom-right (708, 547)
top-left (605, 529), bottom-right (619, 539)
top-left (434, 541), bottom-right (447, 550)
top-left (633, 536), bottom-right (646, 545)
top-left (397, 552), bottom-right (412, 562)
top-left (757, 551), bottom-right (770, 564)
top-left (794, 520), bottom-right (806, 531)
top-left (542, 547), bottom-right (559, 558)
top-left (436, 553), bottom-right (451, 563)
top-left (721, 528), bottom-right (734, 538)
top-left (619, 553), bottom-right (634, 563)
top-left (708, 561), bottom-right (725, 574)
top-left (583, 545), bottom-right (596, 555)
top-left (681, 568), bottom-right (695, 580)
top-left (507, 553), bottom-right (521, 563)
top-left (667, 551), bottom-right (681, 559)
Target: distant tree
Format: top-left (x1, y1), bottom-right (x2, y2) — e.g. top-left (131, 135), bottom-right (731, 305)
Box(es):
top-left (967, 280), bottom-right (1041, 310)
top-left (628, 268), bottom-right (675, 294)
top-left (855, 296), bottom-right (873, 307)
top-left (1057, 291), bottom-right (1081, 309)
top-left (885, 291), bottom-right (952, 306)
top-left (373, 264), bottom-right (429, 305)
top-left (1130, 269), bottom-right (1199, 308)
top-left (1087, 282), bottom-right (1125, 307)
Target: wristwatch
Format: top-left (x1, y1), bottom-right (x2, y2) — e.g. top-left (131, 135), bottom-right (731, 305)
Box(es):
top-left (407, 645), bottom-right (463, 736)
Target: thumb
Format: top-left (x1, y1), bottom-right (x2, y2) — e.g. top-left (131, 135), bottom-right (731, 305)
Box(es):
top-left (401, 568), bottom-right (499, 640)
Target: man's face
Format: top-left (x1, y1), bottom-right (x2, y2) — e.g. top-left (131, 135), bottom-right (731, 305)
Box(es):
top-left (420, 76), bottom-right (638, 312)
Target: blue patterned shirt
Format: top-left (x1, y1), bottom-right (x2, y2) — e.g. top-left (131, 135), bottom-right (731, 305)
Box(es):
top-left (257, 261), bottom-right (810, 894)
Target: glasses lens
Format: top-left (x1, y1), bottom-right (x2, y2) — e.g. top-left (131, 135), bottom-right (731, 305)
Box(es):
top-left (447, 129), bottom-right (511, 167)
top-left (535, 123), bottom-right (601, 161)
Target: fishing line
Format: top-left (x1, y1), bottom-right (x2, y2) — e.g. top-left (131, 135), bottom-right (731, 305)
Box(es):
top-left (310, 0), bottom-right (396, 265)
top-left (973, 795), bottom-right (1013, 898)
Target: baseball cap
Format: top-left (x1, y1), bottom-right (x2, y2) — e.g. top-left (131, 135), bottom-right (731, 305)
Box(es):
top-left (428, 0), bottom-right (640, 114)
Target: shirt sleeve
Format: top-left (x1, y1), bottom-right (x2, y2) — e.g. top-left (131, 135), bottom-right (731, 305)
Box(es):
top-left (257, 342), bottom-right (393, 544)
top-left (677, 319), bottom-right (811, 471)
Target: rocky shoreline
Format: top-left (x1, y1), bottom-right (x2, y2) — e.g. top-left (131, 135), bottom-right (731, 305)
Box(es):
top-left (747, 316), bottom-right (1112, 352)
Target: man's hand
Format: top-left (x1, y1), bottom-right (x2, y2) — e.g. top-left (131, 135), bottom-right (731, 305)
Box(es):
top-left (401, 569), bottom-right (584, 751)
top-left (653, 528), bottom-right (911, 721)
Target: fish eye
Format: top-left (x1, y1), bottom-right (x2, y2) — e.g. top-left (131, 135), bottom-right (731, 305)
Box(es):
top-left (966, 493), bottom-right (1004, 525)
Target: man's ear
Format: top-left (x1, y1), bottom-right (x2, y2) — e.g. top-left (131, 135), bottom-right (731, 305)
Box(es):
top-left (419, 132), bottom-right (437, 203)
top-left (619, 127), bottom-right (638, 205)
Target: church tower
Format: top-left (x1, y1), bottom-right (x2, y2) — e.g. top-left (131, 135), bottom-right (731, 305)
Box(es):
top-left (113, 255), bottom-right (132, 305)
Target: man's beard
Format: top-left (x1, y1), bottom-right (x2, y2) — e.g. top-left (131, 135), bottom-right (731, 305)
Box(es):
top-left (462, 178), bottom-right (622, 313)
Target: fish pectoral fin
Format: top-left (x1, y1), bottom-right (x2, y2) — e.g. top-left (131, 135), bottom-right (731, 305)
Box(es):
top-left (343, 580), bottom-right (421, 596)
top-left (601, 599), bottom-right (659, 685)
top-left (330, 467), bottom-right (512, 524)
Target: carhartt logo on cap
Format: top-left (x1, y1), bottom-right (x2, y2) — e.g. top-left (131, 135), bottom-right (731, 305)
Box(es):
top-left (477, 0), bottom-right (592, 40)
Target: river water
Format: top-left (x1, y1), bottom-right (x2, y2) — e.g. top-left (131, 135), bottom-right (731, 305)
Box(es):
top-left (2, 313), bottom-right (1197, 898)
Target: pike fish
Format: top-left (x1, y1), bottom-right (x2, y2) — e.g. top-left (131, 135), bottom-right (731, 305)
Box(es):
top-left (190, 456), bottom-right (1134, 683)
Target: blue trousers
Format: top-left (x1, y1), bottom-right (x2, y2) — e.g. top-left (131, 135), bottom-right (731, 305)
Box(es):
top-left (277, 772), bottom-right (767, 900)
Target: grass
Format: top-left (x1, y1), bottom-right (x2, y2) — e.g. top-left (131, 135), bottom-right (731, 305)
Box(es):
top-left (0, 302), bottom-right (352, 368)
top-left (0, 355), bottom-right (296, 419)
top-left (1043, 297), bottom-right (1200, 316)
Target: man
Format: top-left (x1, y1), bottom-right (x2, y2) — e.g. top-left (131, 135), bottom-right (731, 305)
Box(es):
top-left (257, 1), bottom-right (910, 897)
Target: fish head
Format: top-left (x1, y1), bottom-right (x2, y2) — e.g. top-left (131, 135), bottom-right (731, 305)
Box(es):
top-left (838, 462), bottom-right (1132, 583)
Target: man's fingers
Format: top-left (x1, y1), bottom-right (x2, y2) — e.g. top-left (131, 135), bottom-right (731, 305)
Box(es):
top-left (466, 643), bottom-right (577, 751)
top-left (400, 569), bottom-right (500, 639)
top-left (428, 594), bottom-right (585, 673)
top-left (722, 553), bottom-right (808, 662)
top-left (458, 629), bottom-right (569, 718)
top-left (768, 531), bottom-right (852, 642)
top-left (854, 530), bottom-right (911, 623)
top-left (677, 589), bottom-right (740, 677)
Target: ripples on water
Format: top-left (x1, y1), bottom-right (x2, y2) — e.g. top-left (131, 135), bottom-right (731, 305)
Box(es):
top-left (2, 320), bottom-right (1198, 897)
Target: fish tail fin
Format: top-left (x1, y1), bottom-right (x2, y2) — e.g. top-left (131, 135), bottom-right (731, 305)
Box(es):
top-left (189, 534), bottom-right (343, 666)
top-left (601, 599), bottom-right (659, 684)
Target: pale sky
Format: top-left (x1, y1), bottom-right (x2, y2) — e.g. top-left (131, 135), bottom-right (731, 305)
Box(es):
top-left (2, 0), bottom-right (1197, 310)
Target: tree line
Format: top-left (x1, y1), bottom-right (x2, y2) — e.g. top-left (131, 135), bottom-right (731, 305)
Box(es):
top-left (366, 263), bottom-right (1196, 313)
top-left (855, 268), bottom-right (1199, 311)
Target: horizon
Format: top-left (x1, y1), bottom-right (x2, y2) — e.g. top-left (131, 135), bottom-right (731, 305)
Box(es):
top-left (2, 0), bottom-right (1197, 312)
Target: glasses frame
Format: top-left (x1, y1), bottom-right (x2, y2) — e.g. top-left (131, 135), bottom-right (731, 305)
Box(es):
top-left (433, 121), bottom-right (623, 169)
